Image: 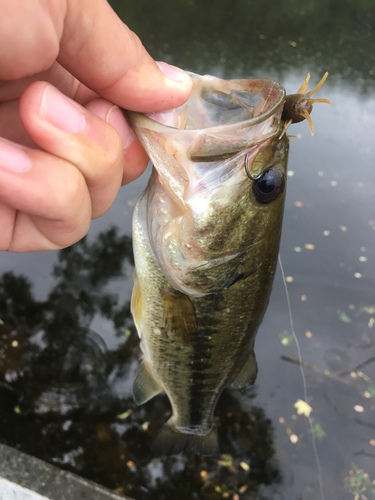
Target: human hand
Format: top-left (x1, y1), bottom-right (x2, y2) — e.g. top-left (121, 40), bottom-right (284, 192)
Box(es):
top-left (0, 0), bottom-right (192, 252)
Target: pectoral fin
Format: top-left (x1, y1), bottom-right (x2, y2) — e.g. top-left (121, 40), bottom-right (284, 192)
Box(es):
top-left (231, 351), bottom-right (258, 389)
top-left (133, 360), bottom-right (162, 405)
top-left (131, 275), bottom-right (143, 338)
top-left (161, 290), bottom-right (197, 345)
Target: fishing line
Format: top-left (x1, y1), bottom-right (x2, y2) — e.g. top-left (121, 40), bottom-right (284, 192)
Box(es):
top-left (278, 254), bottom-right (325, 500)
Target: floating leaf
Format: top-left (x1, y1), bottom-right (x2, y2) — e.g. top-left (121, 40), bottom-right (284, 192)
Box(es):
top-left (240, 461), bottom-right (250, 471)
top-left (312, 423), bottom-right (326, 441)
top-left (336, 309), bottom-right (352, 323)
top-left (117, 409), bottom-right (132, 420)
top-left (294, 399), bottom-right (313, 417)
top-left (361, 306), bottom-right (375, 314)
top-left (280, 331), bottom-right (294, 346)
top-left (344, 464), bottom-right (375, 497)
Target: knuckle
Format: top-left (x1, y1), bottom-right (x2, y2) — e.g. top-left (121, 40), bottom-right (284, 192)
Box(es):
top-left (52, 167), bottom-right (88, 218)
top-left (89, 125), bottom-right (124, 183)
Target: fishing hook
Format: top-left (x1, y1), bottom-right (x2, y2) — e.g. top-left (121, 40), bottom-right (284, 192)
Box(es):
top-left (245, 152), bottom-right (263, 181)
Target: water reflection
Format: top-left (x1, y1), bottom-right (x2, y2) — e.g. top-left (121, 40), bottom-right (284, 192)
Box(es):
top-left (110, 0), bottom-right (375, 88)
top-left (0, 227), bottom-right (283, 499)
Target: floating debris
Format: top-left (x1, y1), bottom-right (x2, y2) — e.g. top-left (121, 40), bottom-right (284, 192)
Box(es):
top-left (306, 331), bottom-right (313, 338)
top-left (337, 310), bottom-right (352, 323)
top-left (344, 464), bottom-right (375, 499)
top-left (286, 276), bottom-right (294, 282)
top-left (323, 230), bottom-right (330, 236)
top-left (200, 470), bottom-right (208, 480)
top-left (340, 226), bottom-right (347, 232)
top-left (290, 434), bottom-right (299, 444)
top-left (294, 246), bottom-right (302, 252)
top-left (280, 331), bottom-right (294, 346)
top-left (301, 295), bottom-right (307, 301)
top-left (117, 409), bottom-right (133, 420)
top-left (354, 273), bottom-right (362, 279)
top-left (359, 256), bottom-right (367, 262)
top-left (305, 243), bottom-right (315, 250)
top-left (294, 399), bottom-right (313, 417)
top-left (361, 306), bottom-right (375, 314)
top-left (354, 405), bottom-right (364, 413)
top-left (312, 423), bottom-right (326, 441)
top-left (240, 461), bottom-right (250, 471)
top-left (142, 421), bottom-right (150, 431)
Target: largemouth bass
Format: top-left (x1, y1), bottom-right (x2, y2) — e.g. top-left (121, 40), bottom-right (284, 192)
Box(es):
top-left (128, 72), bottom-right (329, 456)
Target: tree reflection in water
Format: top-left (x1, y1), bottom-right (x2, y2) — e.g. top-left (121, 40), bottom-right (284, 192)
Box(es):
top-left (0, 227), bottom-right (281, 500)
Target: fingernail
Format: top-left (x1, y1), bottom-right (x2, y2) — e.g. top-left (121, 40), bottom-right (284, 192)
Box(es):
top-left (0, 138), bottom-right (31, 173)
top-left (106, 105), bottom-right (134, 148)
top-left (41, 85), bottom-right (86, 133)
top-left (156, 62), bottom-right (192, 86)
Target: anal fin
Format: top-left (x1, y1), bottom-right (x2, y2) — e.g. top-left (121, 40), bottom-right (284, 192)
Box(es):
top-left (230, 350), bottom-right (258, 389)
top-left (133, 360), bottom-right (162, 405)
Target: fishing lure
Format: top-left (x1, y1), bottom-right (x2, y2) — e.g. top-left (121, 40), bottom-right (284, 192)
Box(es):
top-left (280, 72), bottom-right (332, 138)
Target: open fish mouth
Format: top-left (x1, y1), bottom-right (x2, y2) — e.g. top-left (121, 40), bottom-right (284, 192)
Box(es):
top-left (128, 73), bottom-right (286, 208)
top-left (144, 73), bottom-right (285, 161)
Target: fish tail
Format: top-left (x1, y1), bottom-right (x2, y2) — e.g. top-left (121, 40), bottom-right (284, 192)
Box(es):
top-left (151, 420), bottom-right (219, 456)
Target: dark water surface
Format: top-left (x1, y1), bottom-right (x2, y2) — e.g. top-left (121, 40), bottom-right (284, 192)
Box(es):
top-left (1, 1), bottom-right (375, 499)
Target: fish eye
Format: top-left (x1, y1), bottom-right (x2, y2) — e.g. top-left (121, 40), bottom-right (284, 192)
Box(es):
top-left (252, 167), bottom-right (284, 204)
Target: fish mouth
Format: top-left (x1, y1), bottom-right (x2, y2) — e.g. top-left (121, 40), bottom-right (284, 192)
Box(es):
top-left (146, 72), bottom-right (286, 132)
top-left (129, 73), bottom-right (286, 163)
top-left (128, 73), bottom-right (286, 212)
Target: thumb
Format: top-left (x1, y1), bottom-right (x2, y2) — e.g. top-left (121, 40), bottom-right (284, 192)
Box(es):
top-left (59, 0), bottom-right (192, 112)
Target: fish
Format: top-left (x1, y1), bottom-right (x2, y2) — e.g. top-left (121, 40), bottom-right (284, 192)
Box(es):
top-left (127, 72), bottom-right (329, 456)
